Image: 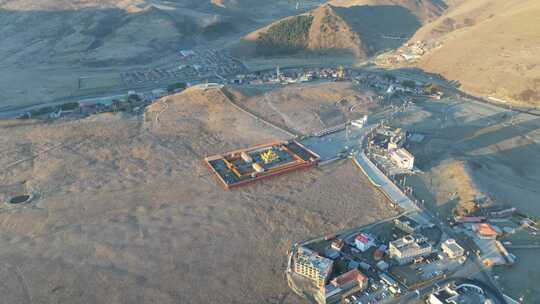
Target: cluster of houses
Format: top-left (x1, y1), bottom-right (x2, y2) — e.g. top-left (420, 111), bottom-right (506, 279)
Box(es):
top-left (368, 125), bottom-right (416, 172)
top-left (291, 212), bottom-right (468, 304)
top-left (18, 89), bottom-right (167, 121)
top-left (354, 72), bottom-right (443, 100)
top-left (230, 66), bottom-right (347, 86)
top-left (450, 205), bottom-right (535, 267)
top-left (379, 40), bottom-right (441, 65)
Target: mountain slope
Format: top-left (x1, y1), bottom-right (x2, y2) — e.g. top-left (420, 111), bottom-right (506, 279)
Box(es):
top-left (0, 1), bottom-right (256, 67)
top-left (0, 0), bottom-right (146, 10)
top-left (306, 4), bottom-right (366, 56)
top-left (0, 5), bottom-right (199, 67)
top-left (235, 1), bottom-right (437, 58)
top-left (412, 0), bottom-right (540, 105)
top-left (329, 0), bottom-right (447, 22)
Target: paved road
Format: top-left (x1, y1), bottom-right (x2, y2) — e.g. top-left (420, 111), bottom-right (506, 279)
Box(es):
top-left (351, 126), bottom-right (508, 303)
top-left (299, 126), bottom-right (364, 161)
top-left (353, 151), bottom-right (417, 211)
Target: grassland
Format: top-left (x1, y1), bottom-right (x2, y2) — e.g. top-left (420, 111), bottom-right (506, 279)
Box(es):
top-left (0, 84), bottom-right (394, 303)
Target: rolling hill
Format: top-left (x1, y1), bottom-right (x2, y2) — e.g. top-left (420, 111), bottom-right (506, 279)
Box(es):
top-left (411, 0), bottom-right (540, 105)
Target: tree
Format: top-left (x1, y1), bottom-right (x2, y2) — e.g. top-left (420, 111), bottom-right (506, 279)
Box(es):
top-left (401, 80), bottom-right (416, 88)
top-left (60, 102), bottom-right (79, 111)
top-left (128, 94), bottom-right (141, 103)
top-left (167, 82), bottom-right (187, 93)
top-left (383, 73), bottom-right (396, 82)
top-left (424, 83), bottom-right (440, 95)
top-left (30, 106), bottom-right (55, 117)
top-left (256, 15), bottom-right (314, 56)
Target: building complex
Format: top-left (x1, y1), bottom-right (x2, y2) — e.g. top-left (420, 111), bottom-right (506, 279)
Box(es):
top-left (204, 140), bottom-right (319, 189)
top-left (388, 234), bottom-right (432, 265)
top-left (294, 247), bottom-right (334, 288)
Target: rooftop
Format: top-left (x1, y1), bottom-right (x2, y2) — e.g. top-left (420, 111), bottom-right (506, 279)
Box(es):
top-left (296, 247), bottom-right (333, 277)
top-left (391, 234), bottom-right (430, 250)
top-left (355, 233), bottom-right (370, 244)
top-left (391, 147), bottom-right (414, 159)
top-left (433, 287), bottom-right (458, 302)
top-left (330, 269), bottom-right (367, 287)
top-left (441, 239), bottom-right (464, 254)
top-left (205, 140), bottom-right (319, 189)
top-left (474, 223), bottom-right (498, 237)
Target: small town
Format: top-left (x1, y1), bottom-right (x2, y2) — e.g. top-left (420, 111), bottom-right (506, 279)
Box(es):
top-left (12, 65), bottom-right (539, 303)
top-left (284, 120), bottom-right (538, 304)
top-left (1, 1), bottom-right (538, 304)
top-left (13, 65), bottom-right (444, 122)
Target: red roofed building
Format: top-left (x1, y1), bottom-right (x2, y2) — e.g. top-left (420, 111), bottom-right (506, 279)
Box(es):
top-left (330, 269), bottom-right (367, 289)
top-left (474, 223), bottom-right (498, 239)
top-left (354, 233), bottom-right (373, 252)
top-left (321, 269), bottom-right (368, 303)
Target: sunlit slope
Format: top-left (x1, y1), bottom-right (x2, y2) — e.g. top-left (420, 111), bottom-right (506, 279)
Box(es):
top-left (413, 0), bottom-right (540, 105)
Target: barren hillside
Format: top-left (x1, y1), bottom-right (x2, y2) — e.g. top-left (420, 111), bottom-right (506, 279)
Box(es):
top-left (0, 86), bottom-right (393, 303)
top-left (235, 81), bottom-right (377, 134)
top-left (0, 2), bottom-right (244, 67)
top-left (306, 4), bottom-right (366, 57)
top-left (411, 0), bottom-right (540, 105)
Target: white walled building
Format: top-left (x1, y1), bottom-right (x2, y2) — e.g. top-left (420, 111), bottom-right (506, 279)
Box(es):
top-left (389, 234), bottom-right (432, 265)
top-left (441, 239), bottom-right (465, 259)
top-left (354, 233), bottom-right (373, 252)
top-left (390, 148), bottom-right (415, 170)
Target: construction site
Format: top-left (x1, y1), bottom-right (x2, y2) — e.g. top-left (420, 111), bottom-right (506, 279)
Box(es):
top-left (205, 140), bottom-right (320, 189)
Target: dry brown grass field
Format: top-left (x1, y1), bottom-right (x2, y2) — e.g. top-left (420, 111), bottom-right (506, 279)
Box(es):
top-left (0, 86), bottom-right (394, 303)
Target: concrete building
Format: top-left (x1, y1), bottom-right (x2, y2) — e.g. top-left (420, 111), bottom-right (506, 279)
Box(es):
top-left (375, 126), bottom-right (406, 150)
top-left (441, 239), bottom-right (465, 259)
top-left (389, 234), bottom-right (432, 265)
top-left (394, 215), bottom-right (421, 233)
top-left (294, 247), bottom-right (334, 287)
top-left (354, 233), bottom-right (373, 252)
top-left (389, 148), bottom-right (414, 170)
